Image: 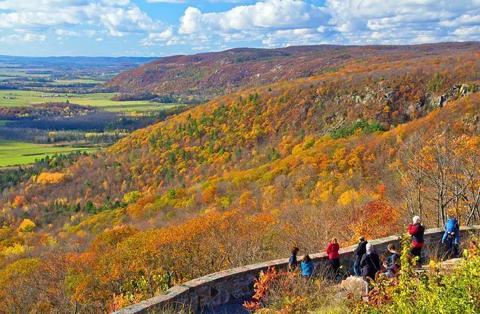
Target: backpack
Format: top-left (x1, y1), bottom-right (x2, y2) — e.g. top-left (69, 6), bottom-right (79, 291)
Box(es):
top-left (445, 218), bottom-right (458, 233)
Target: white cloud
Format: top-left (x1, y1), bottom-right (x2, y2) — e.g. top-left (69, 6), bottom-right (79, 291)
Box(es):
top-left (262, 27), bottom-right (326, 47)
top-left (0, 0), bottom-right (478, 52)
top-left (179, 7), bottom-right (202, 34)
top-left (326, 0), bottom-right (480, 44)
top-left (0, 32), bottom-right (46, 43)
top-left (453, 25), bottom-right (480, 39)
top-left (147, 0), bottom-right (249, 3)
top-left (440, 14), bottom-right (480, 28)
top-left (0, 0), bottom-right (166, 42)
top-left (175, 0), bottom-right (332, 50)
top-left (87, 4), bottom-right (160, 36)
top-left (179, 0), bottom-right (329, 34)
top-left (55, 29), bottom-right (80, 37)
top-left (146, 0), bottom-right (186, 3)
top-left (174, 0), bottom-right (480, 50)
top-left (141, 27), bottom-right (181, 46)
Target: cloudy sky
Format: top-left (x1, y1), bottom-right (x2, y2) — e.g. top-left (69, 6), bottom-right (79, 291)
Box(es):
top-left (0, 0), bottom-right (479, 56)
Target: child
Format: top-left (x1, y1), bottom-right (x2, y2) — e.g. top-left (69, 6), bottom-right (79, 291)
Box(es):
top-left (300, 255), bottom-right (314, 278)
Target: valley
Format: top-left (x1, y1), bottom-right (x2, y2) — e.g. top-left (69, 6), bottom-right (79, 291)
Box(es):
top-left (2, 0), bottom-right (480, 312)
top-left (0, 56), bottom-right (188, 167)
top-left (0, 90), bottom-right (160, 111)
top-left (0, 43), bottom-right (479, 313)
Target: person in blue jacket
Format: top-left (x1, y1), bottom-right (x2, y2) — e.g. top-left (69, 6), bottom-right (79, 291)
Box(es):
top-left (300, 254), bottom-right (314, 278)
top-left (288, 247), bottom-right (300, 271)
top-left (442, 214), bottom-right (460, 258)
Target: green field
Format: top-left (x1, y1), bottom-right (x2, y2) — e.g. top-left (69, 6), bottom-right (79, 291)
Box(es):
top-left (0, 90), bottom-right (179, 112)
top-left (0, 69), bottom-right (50, 78)
top-left (50, 78), bottom-right (104, 86)
top-left (0, 140), bottom-right (97, 167)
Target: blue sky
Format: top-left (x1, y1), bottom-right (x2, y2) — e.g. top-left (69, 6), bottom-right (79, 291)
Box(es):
top-left (0, 0), bottom-right (479, 57)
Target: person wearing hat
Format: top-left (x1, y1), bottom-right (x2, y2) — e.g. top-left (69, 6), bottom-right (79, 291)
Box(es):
top-left (360, 243), bottom-right (381, 280)
top-left (408, 215), bottom-right (425, 266)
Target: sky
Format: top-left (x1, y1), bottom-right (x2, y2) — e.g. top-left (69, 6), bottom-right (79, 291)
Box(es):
top-left (0, 0), bottom-right (479, 57)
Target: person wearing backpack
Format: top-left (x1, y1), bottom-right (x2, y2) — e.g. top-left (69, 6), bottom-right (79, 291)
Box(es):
top-left (360, 243), bottom-right (381, 281)
top-left (442, 214), bottom-right (460, 258)
top-left (408, 215), bottom-right (425, 266)
top-left (353, 236), bottom-right (368, 276)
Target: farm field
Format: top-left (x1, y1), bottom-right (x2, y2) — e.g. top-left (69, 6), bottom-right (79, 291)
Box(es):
top-left (49, 78), bottom-right (104, 86)
top-left (0, 57), bottom-right (189, 168)
top-left (0, 140), bottom-right (97, 167)
top-left (0, 68), bottom-right (50, 79)
top-left (0, 90), bottom-right (178, 112)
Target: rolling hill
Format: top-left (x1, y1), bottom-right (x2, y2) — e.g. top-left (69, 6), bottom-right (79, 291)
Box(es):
top-left (9, 42), bottom-right (480, 218)
top-left (107, 42), bottom-right (480, 100)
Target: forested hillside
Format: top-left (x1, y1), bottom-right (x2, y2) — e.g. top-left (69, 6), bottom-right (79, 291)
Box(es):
top-left (1, 43), bottom-right (480, 312)
top-left (107, 42), bottom-right (480, 100)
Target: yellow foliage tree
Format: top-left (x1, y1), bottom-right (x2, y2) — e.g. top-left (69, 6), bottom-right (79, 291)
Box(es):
top-left (337, 189), bottom-right (360, 206)
top-left (18, 219), bottom-right (36, 232)
top-left (2, 243), bottom-right (26, 256)
top-left (36, 172), bottom-right (66, 185)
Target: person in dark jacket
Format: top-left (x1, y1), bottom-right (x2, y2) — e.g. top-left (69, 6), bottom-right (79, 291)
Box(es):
top-left (300, 254), bottom-right (314, 278)
top-left (442, 215), bottom-right (460, 259)
top-left (360, 243), bottom-right (381, 281)
top-left (288, 247), bottom-right (300, 271)
top-left (353, 236), bottom-right (368, 276)
top-left (408, 215), bottom-right (425, 266)
top-left (383, 243), bottom-right (400, 278)
top-left (326, 238), bottom-right (340, 275)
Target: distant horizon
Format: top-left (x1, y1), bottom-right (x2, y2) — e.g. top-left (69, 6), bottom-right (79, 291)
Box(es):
top-left (0, 41), bottom-right (478, 59)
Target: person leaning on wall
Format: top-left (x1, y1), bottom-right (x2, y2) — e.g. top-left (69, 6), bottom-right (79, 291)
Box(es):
top-left (407, 215), bottom-right (425, 266)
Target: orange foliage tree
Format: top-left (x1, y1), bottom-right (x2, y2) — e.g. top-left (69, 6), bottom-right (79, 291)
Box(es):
top-left (350, 200), bottom-right (402, 241)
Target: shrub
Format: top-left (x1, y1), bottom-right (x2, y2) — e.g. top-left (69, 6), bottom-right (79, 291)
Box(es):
top-left (244, 267), bottom-right (349, 313)
top-left (354, 237), bottom-right (480, 313)
top-left (123, 191), bottom-right (141, 204)
top-left (330, 120), bottom-right (385, 139)
top-left (18, 218), bottom-right (36, 232)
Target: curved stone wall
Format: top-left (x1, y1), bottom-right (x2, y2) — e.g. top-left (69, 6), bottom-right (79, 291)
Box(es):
top-left (114, 225), bottom-right (480, 314)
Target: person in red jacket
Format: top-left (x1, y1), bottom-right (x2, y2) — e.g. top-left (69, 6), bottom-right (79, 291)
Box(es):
top-left (408, 215), bottom-right (425, 266)
top-left (326, 238), bottom-right (340, 275)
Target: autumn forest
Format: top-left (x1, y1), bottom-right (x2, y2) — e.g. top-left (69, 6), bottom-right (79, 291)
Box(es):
top-left (1, 42), bottom-right (480, 312)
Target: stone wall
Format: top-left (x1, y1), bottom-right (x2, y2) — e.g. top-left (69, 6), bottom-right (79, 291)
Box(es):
top-left (114, 225), bottom-right (480, 314)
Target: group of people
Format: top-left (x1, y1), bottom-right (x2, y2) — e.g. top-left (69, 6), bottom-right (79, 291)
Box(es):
top-left (289, 238), bottom-right (342, 278)
top-left (288, 237), bottom-right (400, 281)
top-left (407, 214), bottom-right (461, 263)
top-left (288, 214), bottom-right (461, 284)
top-left (352, 237), bottom-right (400, 280)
